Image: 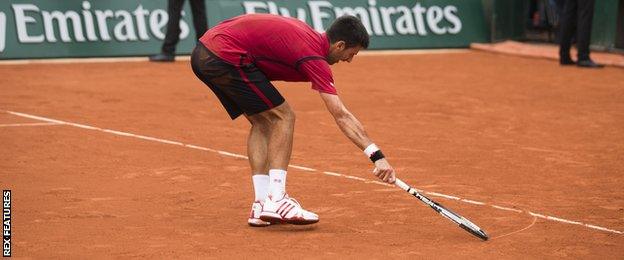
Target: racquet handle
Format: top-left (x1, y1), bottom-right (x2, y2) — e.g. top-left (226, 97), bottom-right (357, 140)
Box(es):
top-left (394, 178), bottom-right (410, 191)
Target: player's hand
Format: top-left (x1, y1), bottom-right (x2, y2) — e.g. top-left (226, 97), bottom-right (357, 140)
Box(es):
top-left (373, 159), bottom-right (396, 184)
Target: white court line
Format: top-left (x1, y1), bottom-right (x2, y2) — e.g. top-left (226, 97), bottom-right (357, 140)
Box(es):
top-left (289, 165), bottom-right (316, 172)
top-left (461, 199), bottom-right (486, 205)
top-left (4, 110), bottom-right (623, 235)
top-left (0, 122), bottom-right (62, 127)
top-left (426, 192), bottom-right (461, 200)
top-left (323, 171), bottom-right (342, 177)
top-left (217, 151), bottom-right (248, 159)
top-left (492, 205), bottom-right (523, 213)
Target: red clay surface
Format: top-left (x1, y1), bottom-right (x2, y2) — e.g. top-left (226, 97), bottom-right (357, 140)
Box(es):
top-left (1, 51), bottom-right (623, 258)
top-left (472, 40), bottom-right (624, 67)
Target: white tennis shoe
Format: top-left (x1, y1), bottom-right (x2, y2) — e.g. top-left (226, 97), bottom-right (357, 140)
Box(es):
top-left (259, 194), bottom-right (319, 225)
top-left (248, 201), bottom-right (271, 227)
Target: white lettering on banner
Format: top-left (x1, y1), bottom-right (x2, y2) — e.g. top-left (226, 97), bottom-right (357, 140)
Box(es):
top-left (149, 9), bottom-right (168, 40)
top-left (333, 6), bottom-right (372, 35)
top-left (114, 10), bottom-right (138, 41)
top-left (267, 1), bottom-right (279, 15)
top-left (0, 12), bottom-right (5, 52)
top-left (367, 0), bottom-right (384, 36)
top-left (308, 1), bottom-right (333, 32)
top-left (412, 3), bottom-right (427, 35)
top-left (9, 1), bottom-right (190, 44)
top-left (379, 6), bottom-right (397, 36)
top-left (95, 9), bottom-right (113, 41)
top-left (133, 5), bottom-right (150, 41)
top-left (179, 11), bottom-right (190, 40)
top-left (241, 1), bottom-right (464, 37)
top-left (82, 1), bottom-right (98, 41)
top-left (444, 6), bottom-right (461, 34)
top-left (278, 6), bottom-right (307, 22)
top-left (42, 10), bottom-right (86, 42)
top-left (245, 1), bottom-right (307, 22)
top-left (426, 6), bottom-right (445, 34)
top-left (243, 1), bottom-right (268, 14)
top-left (5, 1), bottom-right (464, 48)
top-left (395, 6), bottom-right (415, 35)
top-left (12, 4), bottom-right (44, 43)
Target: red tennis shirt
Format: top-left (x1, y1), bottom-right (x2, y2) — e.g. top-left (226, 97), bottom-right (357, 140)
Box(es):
top-left (199, 14), bottom-right (337, 95)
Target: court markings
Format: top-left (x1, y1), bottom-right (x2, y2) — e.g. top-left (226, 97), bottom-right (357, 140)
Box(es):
top-left (0, 122), bottom-right (62, 127)
top-left (4, 110), bottom-right (623, 235)
top-left (490, 216), bottom-right (538, 240)
top-left (0, 49), bottom-right (469, 65)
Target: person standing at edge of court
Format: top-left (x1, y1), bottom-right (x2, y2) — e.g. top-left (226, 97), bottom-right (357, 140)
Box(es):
top-left (558, 0), bottom-right (604, 68)
top-left (150, 0), bottom-right (207, 62)
top-left (190, 14), bottom-right (396, 227)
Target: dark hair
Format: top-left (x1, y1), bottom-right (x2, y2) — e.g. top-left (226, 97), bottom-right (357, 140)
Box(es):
top-left (326, 15), bottom-right (369, 49)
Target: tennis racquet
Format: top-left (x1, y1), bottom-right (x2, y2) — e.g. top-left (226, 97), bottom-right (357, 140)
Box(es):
top-left (394, 178), bottom-right (489, 241)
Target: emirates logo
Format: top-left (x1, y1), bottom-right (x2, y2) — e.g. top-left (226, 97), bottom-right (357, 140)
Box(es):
top-left (0, 12), bottom-right (5, 53)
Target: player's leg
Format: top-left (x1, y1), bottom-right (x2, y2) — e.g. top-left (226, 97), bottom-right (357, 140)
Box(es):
top-left (243, 102), bottom-right (310, 226)
top-left (245, 104), bottom-right (317, 225)
top-left (244, 100), bottom-right (295, 203)
top-left (245, 114), bottom-right (270, 174)
top-left (191, 44), bottom-right (271, 226)
top-left (244, 114), bottom-right (272, 226)
top-left (191, 43), bottom-right (317, 225)
top-left (246, 103), bottom-right (293, 197)
top-left (247, 102), bottom-right (295, 171)
top-left (244, 103), bottom-right (313, 226)
top-left (230, 69), bottom-right (317, 225)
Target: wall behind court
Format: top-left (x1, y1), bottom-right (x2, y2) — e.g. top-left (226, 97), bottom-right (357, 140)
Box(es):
top-left (0, 0), bottom-right (488, 59)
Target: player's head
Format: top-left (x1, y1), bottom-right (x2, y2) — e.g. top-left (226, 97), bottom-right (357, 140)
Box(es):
top-left (326, 15), bottom-right (369, 65)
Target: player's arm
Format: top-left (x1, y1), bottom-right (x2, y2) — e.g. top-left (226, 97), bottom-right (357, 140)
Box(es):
top-left (319, 92), bottom-right (395, 183)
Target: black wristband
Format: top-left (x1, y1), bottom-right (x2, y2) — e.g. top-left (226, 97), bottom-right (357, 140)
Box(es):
top-left (370, 150), bottom-right (385, 163)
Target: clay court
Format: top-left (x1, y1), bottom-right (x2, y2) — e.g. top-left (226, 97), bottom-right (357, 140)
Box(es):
top-left (1, 50), bottom-right (623, 258)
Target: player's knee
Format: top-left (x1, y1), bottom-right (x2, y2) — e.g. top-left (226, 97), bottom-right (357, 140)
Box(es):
top-left (264, 103), bottom-right (295, 125)
top-left (254, 119), bottom-right (271, 133)
top-left (275, 104), bottom-right (296, 124)
top-left (247, 114), bottom-right (268, 129)
top-left (248, 104), bottom-right (294, 128)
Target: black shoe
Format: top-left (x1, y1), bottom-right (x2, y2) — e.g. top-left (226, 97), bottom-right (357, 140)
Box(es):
top-left (560, 59), bottom-right (576, 66)
top-left (149, 53), bottom-right (175, 62)
top-left (577, 59), bottom-right (604, 68)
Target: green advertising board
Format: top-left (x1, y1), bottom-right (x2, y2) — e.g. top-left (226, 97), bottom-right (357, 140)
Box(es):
top-left (0, 0), bottom-right (488, 59)
top-left (0, 0), bottom-right (199, 59)
top-left (207, 0), bottom-right (488, 50)
top-left (591, 0), bottom-right (621, 51)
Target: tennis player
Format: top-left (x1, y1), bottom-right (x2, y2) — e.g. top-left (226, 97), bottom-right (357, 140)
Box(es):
top-left (191, 14), bottom-right (396, 227)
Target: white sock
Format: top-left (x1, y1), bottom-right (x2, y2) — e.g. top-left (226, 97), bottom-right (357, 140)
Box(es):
top-left (252, 174), bottom-right (269, 202)
top-left (268, 169), bottom-right (287, 200)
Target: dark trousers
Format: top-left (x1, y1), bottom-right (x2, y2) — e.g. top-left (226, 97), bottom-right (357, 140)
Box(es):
top-left (558, 0), bottom-right (595, 61)
top-left (162, 0), bottom-right (207, 54)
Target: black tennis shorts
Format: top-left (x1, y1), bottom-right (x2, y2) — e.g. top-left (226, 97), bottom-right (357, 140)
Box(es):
top-left (190, 43), bottom-right (285, 119)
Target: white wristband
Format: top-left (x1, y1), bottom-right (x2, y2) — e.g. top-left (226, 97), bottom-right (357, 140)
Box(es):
top-left (363, 143), bottom-right (380, 157)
